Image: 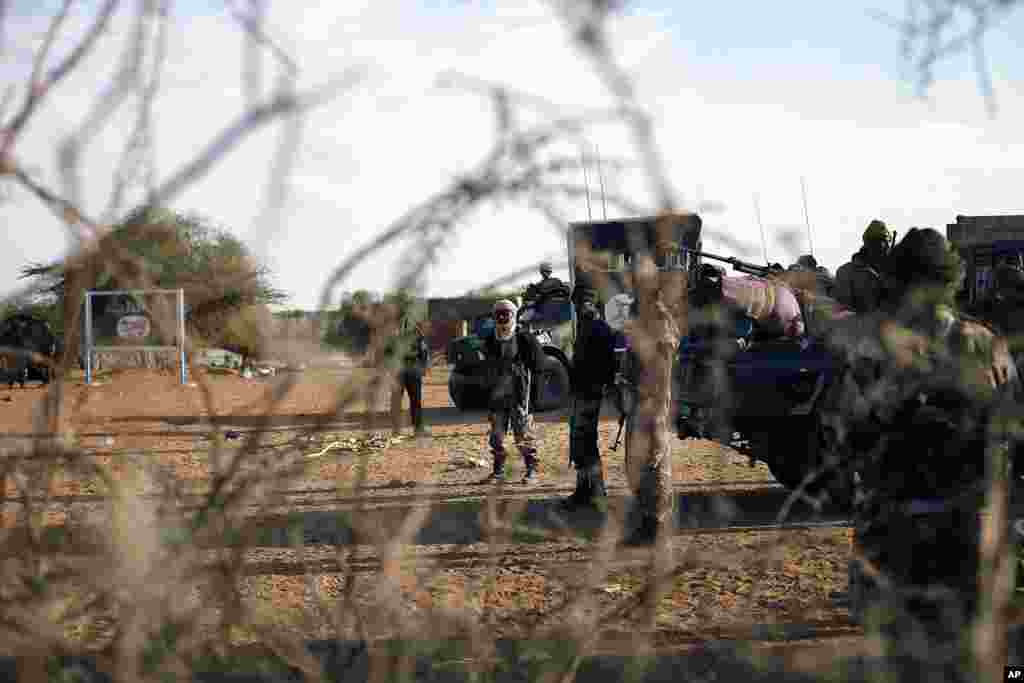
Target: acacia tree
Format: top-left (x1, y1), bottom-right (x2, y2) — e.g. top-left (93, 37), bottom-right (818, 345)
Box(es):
top-left (20, 207), bottom-right (287, 362)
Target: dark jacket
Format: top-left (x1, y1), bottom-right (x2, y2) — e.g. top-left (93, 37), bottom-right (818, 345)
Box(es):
top-left (833, 249), bottom-right (885, 313)
top-left (525, 276), bottom-right (571, 304)
top-left (402, 333), bottom-right (430, 375)
top-left (482, 329), bottom-right (544, 408)
top-left (571, 316), bottom-right (617, 399)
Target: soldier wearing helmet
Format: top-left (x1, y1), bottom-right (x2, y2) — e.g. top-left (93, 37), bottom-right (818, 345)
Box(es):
top-left (821, 227), bottom-right (1018, 673)
top-left (481, 299), bottom-right (545, 483)
top-left (834, 219), bottom-right (893, 313)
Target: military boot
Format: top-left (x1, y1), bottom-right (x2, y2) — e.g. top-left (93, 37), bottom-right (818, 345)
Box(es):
top-left (558, 464), bottom-right (607, 512)
top-left (521, 454), bottom-right (539, 484)
top-left (620, 515), bottom-right (660, 547)
top-left (482, 452), bottom-right (507, 484)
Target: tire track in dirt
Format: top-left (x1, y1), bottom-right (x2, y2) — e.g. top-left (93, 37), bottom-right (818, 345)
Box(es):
top-left (0, 479), bottom-right (785, 508)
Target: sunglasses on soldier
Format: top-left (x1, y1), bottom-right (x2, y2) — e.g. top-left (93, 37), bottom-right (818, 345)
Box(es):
top-left (494, 311), bottom-right (513, 322)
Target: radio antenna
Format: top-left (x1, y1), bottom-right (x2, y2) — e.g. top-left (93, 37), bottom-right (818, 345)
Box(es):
top-left (753, 192), bottom-right (769, 265)
top-left (579, 146), bottom-right (593, 221)
top-left (595, 144), bottom-right (608, 220)
top-left (800, 176), bottom-right (815, 257)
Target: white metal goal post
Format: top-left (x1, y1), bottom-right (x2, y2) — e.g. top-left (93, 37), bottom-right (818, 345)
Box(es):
top-left (83, 288), bottom-right (187, 385)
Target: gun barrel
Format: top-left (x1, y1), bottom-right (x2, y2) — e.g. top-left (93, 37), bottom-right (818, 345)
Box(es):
top-left (682, 247), bottom-right (770, 277)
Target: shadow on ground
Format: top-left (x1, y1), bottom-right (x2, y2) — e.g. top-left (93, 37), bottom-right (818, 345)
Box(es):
top-left (0, 637), bottom-right (931, 683)
top-left (234, 488), bottom-right (844, 549)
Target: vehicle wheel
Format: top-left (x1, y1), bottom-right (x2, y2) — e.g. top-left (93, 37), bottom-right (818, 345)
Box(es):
top-left (449, 374), bottom-right (470, 410)
top-left (760, 415), bottom-right (853, 513)
top-left (532, 353), bottom-right (570, 412)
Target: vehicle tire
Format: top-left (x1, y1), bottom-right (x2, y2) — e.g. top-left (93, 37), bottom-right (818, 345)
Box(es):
top-left (533, 353), bottom-right (570, 413)
top-left (760, 415), bottom-right (854, 513)
top-left (449, 374), bottom-right (471, 411)
top-left (450, 371), bottom-right (489, 411)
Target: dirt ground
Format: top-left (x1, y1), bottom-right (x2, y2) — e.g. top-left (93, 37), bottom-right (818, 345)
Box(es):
top-left (0, 365), bottom-right (862, 673)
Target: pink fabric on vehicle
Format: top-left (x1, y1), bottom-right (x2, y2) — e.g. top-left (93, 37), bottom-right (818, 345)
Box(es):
top-left (720, 275), bottom-right (805, 337)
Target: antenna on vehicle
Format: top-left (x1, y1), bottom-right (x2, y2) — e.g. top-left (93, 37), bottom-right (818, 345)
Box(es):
top-left (753, 192), bottom-right (769, 265)
top-left (595, 143), bottom-right (608, 220)
top-left (800, 176), bottom-right (815, 258)
top-left (579, 145), bottom-right (593, 221)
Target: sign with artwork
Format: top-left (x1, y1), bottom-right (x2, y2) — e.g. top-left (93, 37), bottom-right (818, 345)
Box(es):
top-left (85, 292), bottom-right (177, 347)
top-left (116, 314), bottom-right (151, 338)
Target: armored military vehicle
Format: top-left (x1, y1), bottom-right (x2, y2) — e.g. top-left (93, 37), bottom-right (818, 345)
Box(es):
top-left (672, 247), bottom-right (852, 504)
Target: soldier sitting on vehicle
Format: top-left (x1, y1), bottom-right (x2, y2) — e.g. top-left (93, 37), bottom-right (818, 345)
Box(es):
top-left (834, 219), bottom-right (892, 313)
top-left (523, 261), bottom-right (571, 306)
top-left (787, 254), bottom-right (835, 297)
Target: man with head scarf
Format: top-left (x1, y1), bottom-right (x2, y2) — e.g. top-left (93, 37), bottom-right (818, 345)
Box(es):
top-left (834, 219), bottom-right (893, 313)
top-left (482, 299), bottom-right (545, 483)
top-left (820, 227), bottom-right (1018, 675)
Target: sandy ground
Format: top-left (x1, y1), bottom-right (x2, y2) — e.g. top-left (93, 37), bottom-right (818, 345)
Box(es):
top-left (0, 365), bottom-right (863, 675)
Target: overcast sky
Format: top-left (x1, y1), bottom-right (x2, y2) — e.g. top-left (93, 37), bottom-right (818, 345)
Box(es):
top-left (2, 1), bottom-right (1023, 309)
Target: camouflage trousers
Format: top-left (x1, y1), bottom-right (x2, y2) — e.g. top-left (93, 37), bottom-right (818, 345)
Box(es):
top-left (488, 400), bottom-right (538, 472)
top-left (569, 396), bottom-right (603, 469)
top-left (624, 403), bottom-right (673, 527)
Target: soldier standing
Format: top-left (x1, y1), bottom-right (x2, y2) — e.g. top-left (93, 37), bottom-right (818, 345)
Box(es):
top-left (560, 268), bottom-right (617, 510)
top-left (833, 219), bottom-right (892, 313)
top-left (821, 227), bottom-right (1018, 677)
top-left (482, 299), bottom-right (545, 483)
top-left (390, 320), bottom-right (431, 436)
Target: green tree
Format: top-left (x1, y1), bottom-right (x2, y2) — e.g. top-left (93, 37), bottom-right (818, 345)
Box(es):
top-left (20, 207), bottom-right (288, 359)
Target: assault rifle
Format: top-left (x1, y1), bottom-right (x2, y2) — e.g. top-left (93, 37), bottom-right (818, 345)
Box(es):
top-left (609, 343), bottom-right (633, 452)
top-left (681, 248), bottom-right (777, 278)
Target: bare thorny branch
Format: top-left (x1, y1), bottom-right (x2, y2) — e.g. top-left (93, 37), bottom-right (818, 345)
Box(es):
top-left (4, 0), bottom-right (1020, 680)
top-left (874, 0), bottom-right (1019, 116)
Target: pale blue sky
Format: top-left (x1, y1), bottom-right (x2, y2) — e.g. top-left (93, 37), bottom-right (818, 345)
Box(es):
top-left (2, 1), bottom-right (1022, 308)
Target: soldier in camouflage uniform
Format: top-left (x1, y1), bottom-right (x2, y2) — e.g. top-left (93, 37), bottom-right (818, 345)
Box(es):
top-left (820, 227), bottom-right (1018, 676)
top-left (482, 299), bottom-right (545, 484)
top-left (560, 267), bottom-right (617, 510)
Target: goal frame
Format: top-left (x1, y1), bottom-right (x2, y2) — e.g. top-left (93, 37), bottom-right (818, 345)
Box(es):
top-left (83, 288), bottom-right (187, 385)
